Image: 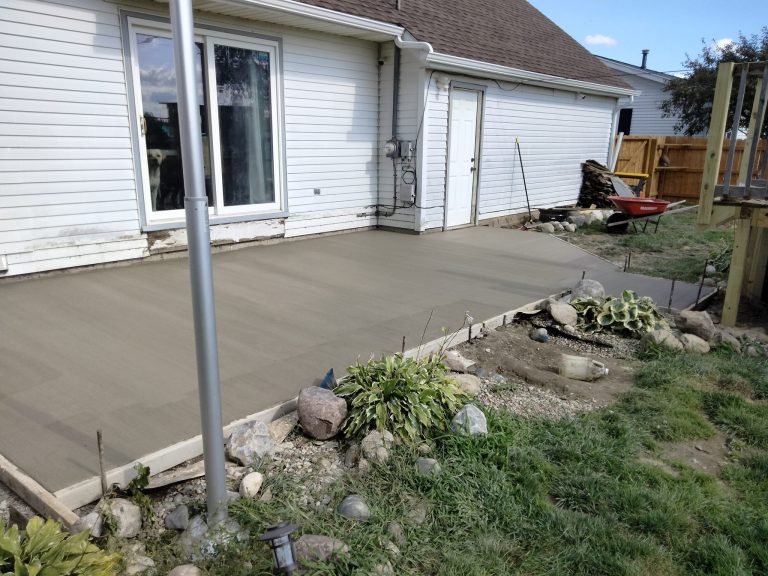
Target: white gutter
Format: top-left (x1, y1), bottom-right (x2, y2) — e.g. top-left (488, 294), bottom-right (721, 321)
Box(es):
top-left (193, 0), bottom-right (405, 36)
top-left (395, 35), bottom-right (433, 53)
top-left (426, 52), bottom-right (639, 98)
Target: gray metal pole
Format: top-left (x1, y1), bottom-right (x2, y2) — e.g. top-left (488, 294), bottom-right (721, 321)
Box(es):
top-left (169, 0), bottom-right (227, 526)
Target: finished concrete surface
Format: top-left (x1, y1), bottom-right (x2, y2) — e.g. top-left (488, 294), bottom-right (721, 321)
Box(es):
top-left (0, 227), bottom-right (707, 494)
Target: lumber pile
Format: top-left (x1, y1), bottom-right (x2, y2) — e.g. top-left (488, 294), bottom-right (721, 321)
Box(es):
top-left (578, 160), bottom-right (615, 208)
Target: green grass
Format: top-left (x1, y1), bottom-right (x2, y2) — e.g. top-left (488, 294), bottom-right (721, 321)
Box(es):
top-left (568, 212), bottom-right (733, 283)
top-left (142, 347), bottom-right (768, 575)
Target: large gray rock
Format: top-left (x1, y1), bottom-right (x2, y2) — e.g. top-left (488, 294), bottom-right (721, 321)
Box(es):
top-left (713, 330), bottom-right (742, 353)
top-left (641, 329), bottom-right (684, 352)
top-left (676, 310), bottom-right (716, 342)
top-left (109, 498), bottom-right (141, 539)
top-left (294, 535), bottom-right (350, 564)
top-left (415, 458), bottom-right (441, 477)
top-left (168, 565), bottom-right (202, 576)
top-left (226, 420), bottom-right (273, 466)
top-left (337, 495), bottom-right (370, 522)
top-left (165, 505), bottom-right (189, 531)
top-left (344, 443), bottom-right (361, 468)
top-left (361, 430), bottom-right (394, 463)
top-left (568, 214), bottom-right (587, 228)
top-left (387, 522), bottom-right (405, 546)
top-left (73, 511), bottom-right (103, 538)
top-left (539, 222), bottom-right (555, 234)
top-left (451, 404), bottom-right (488, 436)
top-left (680, 333), bottom-right (711, 354)
top-left (239, 472), bottom-right (264, 498)
top-left (122, 542), bottom-right (155, 576)
top-left (571, 279), bottom-right (605, 301)
top-left (267, 411), bottom-right (299, 444)
top-left (179, 516), bottom-right (247, 561)
top-left (450, 373), bottom-right (482, 397)
top-left (442, 350), bottom-right (475, 373)
top-left (298, 386), bottom-right (348, 440)
top-left (549, 300), bottom-right (578, 326)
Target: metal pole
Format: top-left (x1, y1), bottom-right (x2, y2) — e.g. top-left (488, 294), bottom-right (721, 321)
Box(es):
top-left (169, 0), bottom-right (227, 526)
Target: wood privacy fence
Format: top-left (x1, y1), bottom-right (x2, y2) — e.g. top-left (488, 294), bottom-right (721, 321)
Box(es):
top-left (615, 136), bottom-right (768, 202)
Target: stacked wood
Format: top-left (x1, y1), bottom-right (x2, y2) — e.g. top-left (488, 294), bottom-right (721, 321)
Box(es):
top-left (578, 160), bottom-right (615, 208)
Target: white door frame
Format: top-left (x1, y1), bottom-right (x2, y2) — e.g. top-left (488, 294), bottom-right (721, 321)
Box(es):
top-left (444, 84), bottom-right (484, 229)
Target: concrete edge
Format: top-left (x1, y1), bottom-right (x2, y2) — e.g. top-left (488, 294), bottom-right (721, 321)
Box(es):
top-left (53, 294), bottom-right (560, 511)
top-left (0, 452), bottom-right (79, 530)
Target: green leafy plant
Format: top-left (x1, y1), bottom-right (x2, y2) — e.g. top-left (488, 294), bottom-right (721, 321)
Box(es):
top-left (571, 290), bottom-right (667, 335)
top-left (0, 517), bottom-right (120, 576)
top-left (123, 463), bottom-right (153, 522)
top-left (336, 353), bottom-right (468, 443)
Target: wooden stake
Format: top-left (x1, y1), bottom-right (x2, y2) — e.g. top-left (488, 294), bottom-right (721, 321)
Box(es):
top-left (695, 259), bottom-right (709, 305)
top-left (97, 430), bottom-right (107, 497)
top-left (401, 336), bottom-right (406, 355)
top-left (668, 278), bottom-right (676, 312)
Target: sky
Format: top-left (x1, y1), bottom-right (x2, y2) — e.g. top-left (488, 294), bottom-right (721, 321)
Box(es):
top-left (529, 0), bottom-right (767, 75)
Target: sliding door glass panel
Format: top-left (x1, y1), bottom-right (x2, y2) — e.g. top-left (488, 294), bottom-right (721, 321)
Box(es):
top-left (214, 44), bottom-right (275, 207)
top-left (135, 33), bottom-right (213, 211)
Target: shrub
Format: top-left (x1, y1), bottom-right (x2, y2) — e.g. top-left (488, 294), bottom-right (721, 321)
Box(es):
top-left (0, 517), bottom-right (120, 576)
top-left (336, 353), bottom-right (467, 442)
top-left (571, 290), bottom-right (667, 335)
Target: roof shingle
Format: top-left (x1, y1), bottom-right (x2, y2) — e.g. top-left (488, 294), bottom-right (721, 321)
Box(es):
top-left (295, 0), bottom-right (630, 89)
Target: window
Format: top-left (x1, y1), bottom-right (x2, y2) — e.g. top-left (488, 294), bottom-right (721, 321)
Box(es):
top-left (617, 108), bottom-right (633, 135)
top-left (128, 19), bottom-right (283, 224)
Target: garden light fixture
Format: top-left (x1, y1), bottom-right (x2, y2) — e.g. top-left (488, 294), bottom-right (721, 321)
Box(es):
top-left (259, 522), bottom-right (300, 574)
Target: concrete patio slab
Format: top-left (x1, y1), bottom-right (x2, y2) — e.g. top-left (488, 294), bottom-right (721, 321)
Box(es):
top-left (0, 227), bottom-right (709, 503)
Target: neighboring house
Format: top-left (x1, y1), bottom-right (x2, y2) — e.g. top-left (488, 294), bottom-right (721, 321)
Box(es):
top-left (0, 0), bottom-right (633, 277)
top-left (598, 51), bottom-right (683, 136)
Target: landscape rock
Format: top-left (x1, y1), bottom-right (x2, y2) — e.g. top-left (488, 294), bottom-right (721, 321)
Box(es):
top-left (676, 310), bottom-right (716, 342)
top-left (337, 495), bottom-right (370, 522)
top-left (451, 404), bottom-right (488, 436)
top-left (357, 458), bottom-right (371, 474)
top-left (383, 539), bottom-right (401, 557)
top-left (415, 457), bottom-right (441, 477)
top-left (267, 411), bottom-right (299, 444)
top-left (179, 516), bottom-right (247, 561)
top-left (552, 222), bottom-right (564, 232)
top-left (373, 561), bottom-right (395, 576)
top-left (344, 443), bottom-right (361, 468)
top-left (705, 264), bottom-right (717, 275)
top-left (417, 443), bottom-right (432, 455)
top-left (294, 534), bottom-right (350, 564)
top-left (109, 498), bottom-right (142, 539)
top-left (298, 386), bottom-right (348, 440)
top-left (122, 542), bottom-right (155, 576)
top-left (73, 511), bottom-right (103, 538)
top-left (442, 350), bottom-right (475, 373)
top-left (538, 222), bottom-right (555, 234)
top-left (168, 565), bottom-right (202, 576)
top-left (238, 472), bottom-right (264, 498)
top-left (530, 327), bottom-right (549, 342)
top-left (450, 373), bottom-right (482, 397)
top-left (713, 330), bottom-right (742, 353)
top-left (405, 498), bottom-right (430, 525)
top-left (746, 345), bottom-right (763, 357)
top-left (165, 505), bottom-right (189, 531)
top-left (387, 522), bottom-right (406, 546)
top-left (641, 329), bottom-right (685, 352)
top-left (680, 333), bottom-right (711, 354)
top-left (564, 223), bottom-right (578, 233)
top-left (549, 300), bottom-right (578, 327)
top-left (0, 500), bottom-right (8, 527)
top-left (226, 420), bottom-right (273, 466)
top-left (567, 214), bottom-right (587, 228)
top-left (225, 490), bottom-right (241, 504)
top-left (571, 279), bottom-right (605, 301)
top-left (361, 430), bottom-right (394, 463)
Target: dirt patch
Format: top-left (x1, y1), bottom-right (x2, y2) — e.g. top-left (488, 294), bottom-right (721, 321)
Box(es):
top-left (458, 320), bottom-right (637, 407)
top-left (661, 431), bottom-right (732, 476)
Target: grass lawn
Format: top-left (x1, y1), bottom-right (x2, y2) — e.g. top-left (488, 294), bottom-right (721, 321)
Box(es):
top-left (565, 212), bottom-right (734, 284)
top-left (146, 346), bottom-right (768, 575)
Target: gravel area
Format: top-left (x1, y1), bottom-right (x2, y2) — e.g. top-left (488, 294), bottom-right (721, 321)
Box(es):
top-left (529, 319), bottom-right (643, 360)
top-left (476, 379), bottom-right (598, 418)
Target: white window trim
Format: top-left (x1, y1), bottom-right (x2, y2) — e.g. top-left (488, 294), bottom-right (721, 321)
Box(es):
top-left (127, 17), bottom-right (286, 225)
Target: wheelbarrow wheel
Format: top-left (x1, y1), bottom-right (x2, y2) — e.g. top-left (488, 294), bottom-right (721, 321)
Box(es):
top-left (606, 212), bottom-right (630, 234)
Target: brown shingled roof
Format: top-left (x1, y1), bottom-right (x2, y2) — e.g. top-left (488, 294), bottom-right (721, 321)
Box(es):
top-left (295, 0), bottom-right (630, 90)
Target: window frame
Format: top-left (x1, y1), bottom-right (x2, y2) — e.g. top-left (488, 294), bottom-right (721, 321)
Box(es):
top-left (125, 15), bottom-right (286, 229)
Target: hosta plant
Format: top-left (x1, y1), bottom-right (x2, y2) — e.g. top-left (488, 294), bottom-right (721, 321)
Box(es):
top-left (0, 517), bottom-right (120, 576)
top-left (336, 353), bottom-right (467, 443)
top-left (571, 290), bottom-right (667, 336)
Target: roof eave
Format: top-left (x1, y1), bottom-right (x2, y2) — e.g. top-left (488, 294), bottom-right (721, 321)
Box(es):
top-left (427, 52), bottom-right (639, 98)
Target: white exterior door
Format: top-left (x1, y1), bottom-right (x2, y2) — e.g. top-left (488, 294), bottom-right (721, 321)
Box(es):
top-left (446, 89), bottom-right (480, 228)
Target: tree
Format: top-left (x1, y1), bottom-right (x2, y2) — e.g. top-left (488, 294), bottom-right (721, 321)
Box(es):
top-left (661, 27), bottom-right (768, 138)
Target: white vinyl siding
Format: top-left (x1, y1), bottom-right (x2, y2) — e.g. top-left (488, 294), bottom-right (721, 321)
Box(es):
top-left (0, 0), bottom-right (383, 274)
top-left (424, 75), bottom-right (615, 228)
top-left (0, 0), bottom-right (144, 275)
top-left (617, 75), bottom-right (679, 136)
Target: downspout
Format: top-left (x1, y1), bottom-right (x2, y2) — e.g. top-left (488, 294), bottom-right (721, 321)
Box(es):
top-left (378, 36), bottom-right (434, 220)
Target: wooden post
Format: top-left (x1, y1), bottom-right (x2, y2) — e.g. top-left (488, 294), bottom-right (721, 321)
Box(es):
top-left (722, 217), bottom-right (752, 326)
top-left (745, 227), bottom-right (768, 300)
top-left (698, 62), bottom-right (735, 226)
top-left (738, 78), bottom-right (765, 183)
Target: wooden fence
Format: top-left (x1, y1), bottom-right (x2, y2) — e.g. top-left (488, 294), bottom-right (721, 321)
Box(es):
top-left (615, 136), bottom-right (767, 202)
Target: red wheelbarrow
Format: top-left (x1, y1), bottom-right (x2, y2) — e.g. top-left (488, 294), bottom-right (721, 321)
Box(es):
top-left (606, 196), bottom-right (674, 234)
